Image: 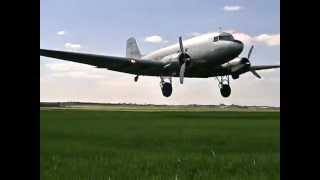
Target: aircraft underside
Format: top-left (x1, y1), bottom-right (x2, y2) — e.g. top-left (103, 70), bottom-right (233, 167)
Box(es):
top-left (154, 75), bottom-right (233, 98)
top-left (131, 65), bottom-right (237, 98)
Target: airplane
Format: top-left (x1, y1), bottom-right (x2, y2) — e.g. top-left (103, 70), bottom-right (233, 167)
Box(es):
top-left (40, 31), bottom-right (280, 98)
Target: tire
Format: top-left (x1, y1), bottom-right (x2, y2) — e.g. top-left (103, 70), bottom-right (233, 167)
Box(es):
top-left (220, 84), bottom-right (231, 97)
top-left (232, 74), bottom-right (239, 79)
top-left (161, 82), bottom-right (172, 97)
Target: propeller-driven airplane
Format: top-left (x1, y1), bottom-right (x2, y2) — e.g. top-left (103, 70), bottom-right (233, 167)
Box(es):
top-left (40, 31), bottom-right (280, 98)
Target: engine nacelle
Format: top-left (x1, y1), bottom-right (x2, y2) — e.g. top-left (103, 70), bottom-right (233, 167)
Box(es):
top-left (160, 53), bottom-right (191, 71)
top-left (160, 53), bottom-right (180, 72)
top-left (160, 53), bottom-right (180, 63)
top-left (221, 57), bottom-right (250, 73)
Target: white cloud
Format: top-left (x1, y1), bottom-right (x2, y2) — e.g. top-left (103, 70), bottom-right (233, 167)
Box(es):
top-left (224, 29), bottom-right (236, 33)
top-left (223, 5), bottom-right (242, 12)
top-left (57, 30), bottom-right (65, 35)
top-left (40, 71), bottom-right (279, 106)
top-left (262, 68), bottom-right (276, 73)
top-left (233, 32), bottom-right (254, 44)
top-left (64, 42), bottom-right (82, 50)
top-left (144, 35), bottom-right (168, 44)
top-left (46, 62), bottom-right (105, 79)
top-left (46, 62), bottom-right (89, 72)
top-left (254, 34), bottom-right (280, 46)
top-left (190, 32), bottom-right (201, 37)
top-left (227, 31), bottom-right (280, 46)
top-left (52, 71), bottom-right (104, 79)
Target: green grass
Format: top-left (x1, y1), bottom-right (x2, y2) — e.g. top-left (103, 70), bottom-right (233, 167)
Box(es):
top-left (40, 110), bottom-right (279, 180)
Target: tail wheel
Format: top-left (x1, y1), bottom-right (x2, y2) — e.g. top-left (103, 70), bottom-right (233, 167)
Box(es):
top-left (161, 82), bottom-right (172, 97)
top-left (220, 84), bottom-right (231, 98)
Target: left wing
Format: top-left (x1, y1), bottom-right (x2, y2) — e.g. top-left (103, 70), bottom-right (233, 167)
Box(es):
top-left (40, 49), bottom-right (166, 76)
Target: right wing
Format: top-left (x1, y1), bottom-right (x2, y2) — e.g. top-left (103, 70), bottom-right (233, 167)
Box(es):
top-left (250, 65), bottom-right (280, 71)
top-left (40, 49), bottom-right (166, 76)
top-left (249, 65), bottom-right (280, 79)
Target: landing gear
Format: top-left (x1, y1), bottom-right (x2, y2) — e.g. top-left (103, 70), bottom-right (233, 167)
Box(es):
top-left (220, 84), bottom-right (231, 97)
top-left (216, 75), bottom-right (231, 98)
top-left (160, 76), bottom-right (173, 97)
top-left (134, 75), bottom-right (139, 82)
top-left (161, 82), bottom-right (172, 97)
top-left (231, 74), bottom-right (239, 80)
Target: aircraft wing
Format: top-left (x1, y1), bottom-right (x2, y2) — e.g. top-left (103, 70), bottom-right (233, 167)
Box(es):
top-left (250, 65), bottom-right (280, 71)
top-left (40, 49), bottom-right (166, 76)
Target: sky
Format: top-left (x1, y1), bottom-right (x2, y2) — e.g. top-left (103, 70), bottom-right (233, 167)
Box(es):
top-left (40, 0), bottom-right (280, 106)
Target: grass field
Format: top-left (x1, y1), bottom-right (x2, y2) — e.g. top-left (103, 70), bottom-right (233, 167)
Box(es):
top-left (40, 109), bottom-right (279, 180)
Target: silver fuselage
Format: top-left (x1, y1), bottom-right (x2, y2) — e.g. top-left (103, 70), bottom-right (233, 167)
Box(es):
top-left (142, 33), bottom-right (243, 77)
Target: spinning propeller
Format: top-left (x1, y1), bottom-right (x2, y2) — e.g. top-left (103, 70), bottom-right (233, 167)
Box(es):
top-left (242, 45), bottom-right (261, 79)
top-left (178, 36), bottom-right (191, 84)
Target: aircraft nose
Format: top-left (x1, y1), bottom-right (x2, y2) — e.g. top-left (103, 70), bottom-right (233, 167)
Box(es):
top-left (232, 40), bottom-right (244, 54)
top-left (232, 40), bottom-right (244, 55)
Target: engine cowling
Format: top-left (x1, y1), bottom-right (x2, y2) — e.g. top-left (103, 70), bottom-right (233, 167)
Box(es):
top-left (160, 53), bottom-right (191, 73)
top-left (160, 53), bottom-right (179, 63)
top-left (221, 57), bottom-right (251, 73)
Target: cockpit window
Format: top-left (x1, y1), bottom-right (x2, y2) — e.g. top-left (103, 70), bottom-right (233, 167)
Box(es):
top-left (219, 35), bottom-right (234, 41)
top-left (213, 33), bottom-right (234, 42)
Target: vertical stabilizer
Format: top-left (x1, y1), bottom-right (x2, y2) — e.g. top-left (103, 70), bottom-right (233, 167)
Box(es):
top-left (126, 37), bottom-right (141, 59)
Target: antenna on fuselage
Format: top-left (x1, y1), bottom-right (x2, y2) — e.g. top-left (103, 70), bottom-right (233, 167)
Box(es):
top-left (218, 27), bottom-right (222, 41)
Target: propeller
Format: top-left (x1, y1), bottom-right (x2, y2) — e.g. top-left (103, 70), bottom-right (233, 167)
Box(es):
top-left (247, 45), bottom-right (254, 59)
top-left (244, 45), bottom-right (261, 79)
top-left (179, 62), bottom-right (186, 84)
top-left (250, 69), bottom-right (261, 78)
top-left (178, 36), bottom-right (190, 84)
top-left (179, 36), bottom-right (185, 54)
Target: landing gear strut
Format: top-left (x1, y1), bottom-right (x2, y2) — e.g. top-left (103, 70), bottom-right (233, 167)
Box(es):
top-left (160, 76), bottom-right (172, 97)
top-left (216, 75), bottom-right (231, 98)
top-left (134, 75), bottom-right (139, 82)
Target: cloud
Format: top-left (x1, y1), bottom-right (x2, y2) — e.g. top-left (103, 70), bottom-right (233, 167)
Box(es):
top-left (223, 5), bottom-right (243, 12)
top-left (41, 60), bottom-right (279, 106)
top-left (233, 32), bottom-right (253, 44)
top-left (64, 42), bottom-right (82, 50)
top-left (231, 32), bottom-right (280, 46)
top-left (41, 71), bottom-right (279, 106)
top-left (52, 71), bottom-right (104, 79)
top-left (57, 30), bottom-right (65, 35)
top-left (46, 62), bottom-right (105, 79)
top-left (189, 32), bottom-right (201, 37)
top-left (46, 62), bottom-right (88, 72)
top-left (254, 34), bottom-right (280, 46)
top-left (144, 35), bottom-right (168, 44)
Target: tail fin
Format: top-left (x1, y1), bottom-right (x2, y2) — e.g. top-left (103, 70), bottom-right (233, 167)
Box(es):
top-left (126, 37), bottom-right (141, 58)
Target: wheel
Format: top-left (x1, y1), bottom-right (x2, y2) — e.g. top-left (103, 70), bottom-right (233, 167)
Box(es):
top-left (232, 74), bottom-right (239, 79)
top-left (220, 84), bottom-right (231, 97)
top-left (161, 82), bottom-right (172, 97)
